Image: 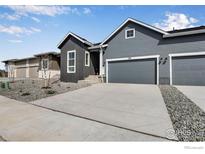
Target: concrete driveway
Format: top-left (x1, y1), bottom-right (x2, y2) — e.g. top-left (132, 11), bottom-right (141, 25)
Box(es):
top-left (176, 86), bottom-right (205, 112)
top-left (0, 95), bottom-right (167, 141)
top-left (31, 83), bottom-right (177, 140)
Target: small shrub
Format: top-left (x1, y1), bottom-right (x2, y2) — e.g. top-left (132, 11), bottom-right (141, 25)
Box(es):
top-left (21, 92), bottom-right (30, 96)
top-left (46, 90), bottom-right (56, 95)
top-left (67, 87), bottom-right (70, 89)
top-left (1, 83), bottom-right (5, 89)
top-left (19, 89), bottom-right (23, 93)
top-left (0, 82), bottom-right (10, 89)
top-left (32, 80), bottom-right (35, 84)
top-left (41, 86), bottom-right (51, 89)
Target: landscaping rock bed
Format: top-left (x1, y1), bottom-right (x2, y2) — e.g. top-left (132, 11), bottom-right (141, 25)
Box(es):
top-left (0, 79), bottom-right (92, 102)
top-left (159, 85), bottom-right (205, 141)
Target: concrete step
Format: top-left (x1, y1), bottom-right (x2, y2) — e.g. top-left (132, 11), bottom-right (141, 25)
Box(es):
top-left (78, 75), bottom-right (102, 84)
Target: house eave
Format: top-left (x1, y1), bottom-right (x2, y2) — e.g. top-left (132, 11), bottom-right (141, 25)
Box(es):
top-left (57, 32), bottom-right (93, 49)
top-left (34, 51), bottom-right (60, 57)
top-left (88, 44), bottom-right (108, 50)
top-left (163, 29), bottom-right (205, 38)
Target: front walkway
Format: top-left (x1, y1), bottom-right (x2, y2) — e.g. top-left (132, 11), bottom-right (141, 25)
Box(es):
top-left (176, 86), bottom-right (205, 112)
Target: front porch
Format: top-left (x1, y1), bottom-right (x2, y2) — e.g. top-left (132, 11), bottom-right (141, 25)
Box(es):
top-left (89, 44), bottom-right (107, 76)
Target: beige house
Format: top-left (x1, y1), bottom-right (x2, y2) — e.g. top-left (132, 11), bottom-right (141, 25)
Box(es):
top-left (3, 52), bottom-right (60, 79)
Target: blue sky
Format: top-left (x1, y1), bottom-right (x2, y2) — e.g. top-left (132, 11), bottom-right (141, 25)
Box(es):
top-left (0, 5), bottom-right (205, 69)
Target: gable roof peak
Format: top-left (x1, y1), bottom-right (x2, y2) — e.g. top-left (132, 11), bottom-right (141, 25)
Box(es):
top-left (100, 17), bottom-right (169, 45)
top-left (57, 31), bottom-right (93, 49)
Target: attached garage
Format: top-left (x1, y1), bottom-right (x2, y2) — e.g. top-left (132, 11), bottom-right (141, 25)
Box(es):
top-left (106, 55), bottom-right (159, 84)
top-left (16, 67), bottom-right (26, 78)
top-left (170, 52), bottom-right (205, 86)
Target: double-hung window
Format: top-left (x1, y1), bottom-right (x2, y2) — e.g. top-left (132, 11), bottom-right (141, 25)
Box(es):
top-left (85, 51), bottom-right (90, 66)
top-left (41, 59), bottom-right (49, 70)
top-left (67, 50), bottom-right (76, 73)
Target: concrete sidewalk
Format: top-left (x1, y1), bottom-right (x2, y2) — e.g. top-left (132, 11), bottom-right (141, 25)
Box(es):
top-left (176, 86), bottom-right (205, 112)
top-left (31, 83), bottom-right (177, 140)
top-left (0, 95), bottom-right (168, 141)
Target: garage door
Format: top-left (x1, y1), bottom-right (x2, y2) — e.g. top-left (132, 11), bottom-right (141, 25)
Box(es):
top-left (172, 55), bottom-right (205, 86)
top-left (16, 67), bottom-right (26, 78)
top-left (107, 58), bottom-right (157, 84)
top-left (29, 66), bottom-right (39, 78)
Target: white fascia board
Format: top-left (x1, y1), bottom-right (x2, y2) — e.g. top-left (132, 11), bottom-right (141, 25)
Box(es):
top-left (106, 55), bottom-right (160, 62)
top-left (88, 44), bottom-right (108, 50)
top-left (169, 51), bottom-right (205, 57)
top-left (101, 18), bottom-right (168, 45)
top-left (163, 29), bottom-right (205, 38)
top-left (57, 32), bottom-right (92, 48)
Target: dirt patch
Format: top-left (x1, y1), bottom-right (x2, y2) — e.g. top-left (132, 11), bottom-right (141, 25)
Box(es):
top-left (0, 79), bottom-right (92, 102)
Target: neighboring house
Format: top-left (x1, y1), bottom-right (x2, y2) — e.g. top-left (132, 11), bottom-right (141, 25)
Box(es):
top-left (58, 17), bottom-right (205, 86)
top-left (3, 52), bottom-right (60, 79)
top-left (0, 69), bottom-right (7, 77)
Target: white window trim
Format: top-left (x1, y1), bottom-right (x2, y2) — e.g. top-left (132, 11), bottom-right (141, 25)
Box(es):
top-left (41, 58), bottom-right (49, 71)
top-left (169, 51), bottom-right (205, 85)
top-left (125, 28), bottom-right (135, 39)
top-left (85, 51), bottom-right (90, 67)
top-left (67, 50), bottom-right (76, 73)
top-left (106, 55), bottom-right (160, 85)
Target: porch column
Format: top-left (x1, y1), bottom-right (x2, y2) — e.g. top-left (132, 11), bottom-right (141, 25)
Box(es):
top-left (99, 47), bottom-right (104, 75)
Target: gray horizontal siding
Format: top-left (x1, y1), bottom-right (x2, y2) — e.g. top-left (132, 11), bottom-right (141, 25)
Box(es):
top-left (104, 21), bottom-right (205, 84)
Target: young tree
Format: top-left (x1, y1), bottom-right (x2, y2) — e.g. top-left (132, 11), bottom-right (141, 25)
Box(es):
top-left (42, 59), bottom-right (51, 88)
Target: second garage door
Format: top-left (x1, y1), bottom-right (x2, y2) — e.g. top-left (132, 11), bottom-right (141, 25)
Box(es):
top-left (172, 55), bottom-right (205, 86)
top-left (107, 58), bottom-right (157, 84)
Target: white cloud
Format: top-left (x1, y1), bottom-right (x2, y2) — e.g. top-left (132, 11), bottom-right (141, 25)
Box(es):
top-left (153, 12), bottom-right (199, 31)
top-left (30, 27), bottom-right (41, 33)
top-left (7, 5), bottom-right (69, 16)
top-left (0, 25), bottom-right (41, 36)
top-left (118, 6), bottom-right (128, 10)
top-left (70, 8), bottom-right (80, 15)
top-left (1, 6), bottom-right (92, 23)
top-left (31, 17), bottom-right (40, 23)
top-left (0, 13), bottom-right (21, 20)
top-left (8, 39), bottom-right (23, 43)
top-left (83, 8), bottom-right (92, 15)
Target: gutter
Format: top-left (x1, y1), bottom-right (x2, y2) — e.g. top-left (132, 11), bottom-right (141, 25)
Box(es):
top-left (88, 44), bottom-right (108, 50)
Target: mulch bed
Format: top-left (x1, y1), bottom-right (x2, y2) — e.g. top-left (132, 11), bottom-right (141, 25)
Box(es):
top-left (159, 85), bottom-right (205, 141)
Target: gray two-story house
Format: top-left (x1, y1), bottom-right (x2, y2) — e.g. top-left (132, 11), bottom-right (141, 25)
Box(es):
top-left (58, 17), bottom-right (205, 86)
